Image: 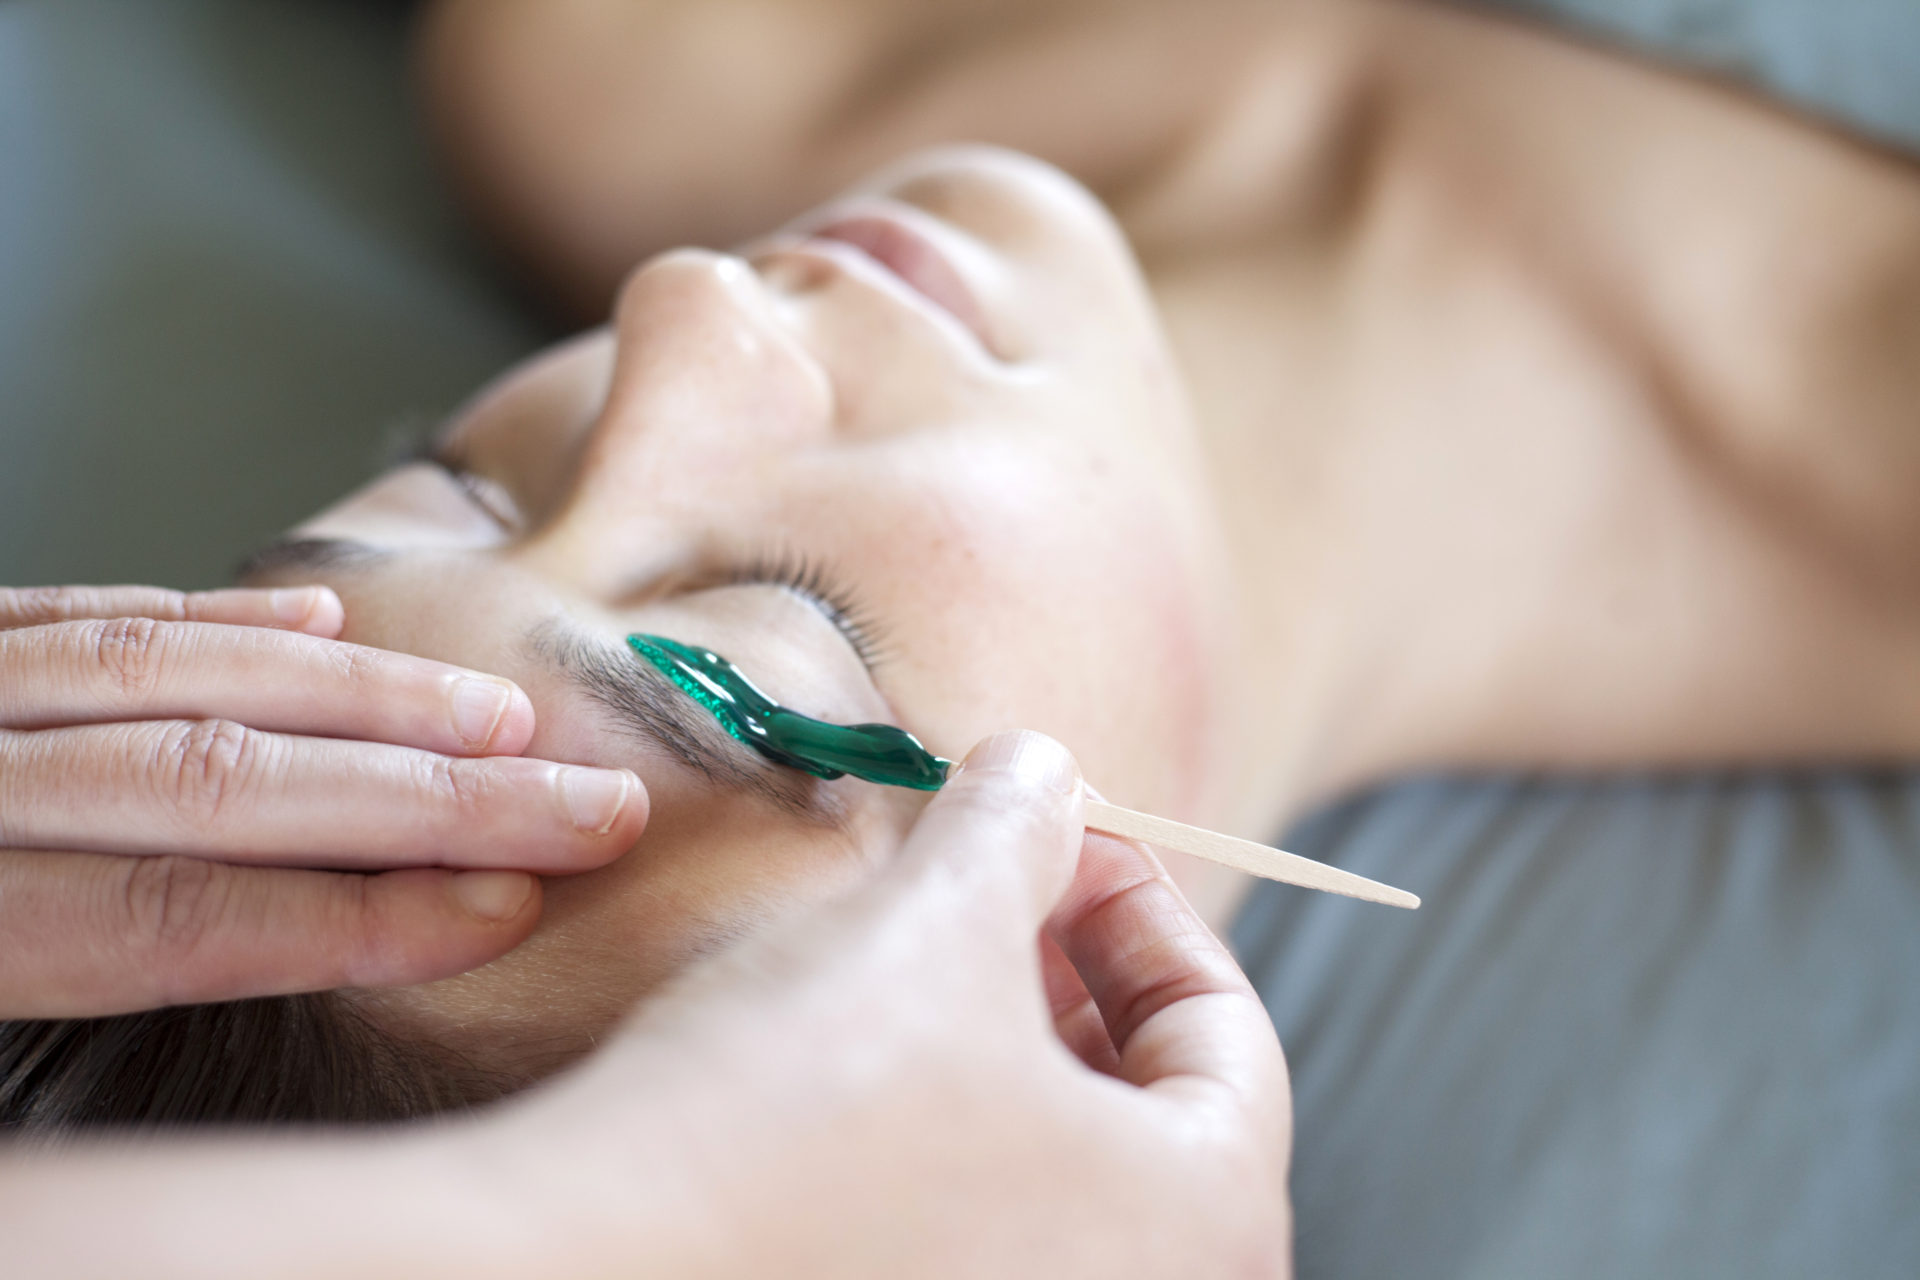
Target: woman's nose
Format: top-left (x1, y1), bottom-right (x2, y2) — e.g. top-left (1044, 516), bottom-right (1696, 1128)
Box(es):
top-left (524, 250), bottom-right (836, 581)
top-left (587, 249), bottom-right (836, 481)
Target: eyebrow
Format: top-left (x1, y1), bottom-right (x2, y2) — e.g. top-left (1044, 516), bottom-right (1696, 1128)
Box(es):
top-left (236, 534), bottom-right (848, 826)
top-left (528, 617), bottom-right (847, 827)
top-left (233, 535), bottom-right (390, 582)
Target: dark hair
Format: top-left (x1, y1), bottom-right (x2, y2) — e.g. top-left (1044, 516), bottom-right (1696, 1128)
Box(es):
top-left (0, 994), bottom-right (501, 1135)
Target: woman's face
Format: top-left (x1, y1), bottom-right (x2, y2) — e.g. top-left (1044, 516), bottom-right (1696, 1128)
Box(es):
top-left (248, 148), bottom-right (1234, 1071)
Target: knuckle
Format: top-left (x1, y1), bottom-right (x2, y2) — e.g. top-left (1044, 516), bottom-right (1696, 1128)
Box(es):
top-left (322, 638), bottom-right (389, 691)
top-left (423, 754), bottom-right (495, 819)
top-left (943, 771), bottom-right (1068, 836)
top-left (120, 855), bottom-right (234, 970)
top-left (0, 587), bottom-right (71, 625)
top-left (325, 874), bottom-right (388, 985)
top-left (156, 718), bottom-right (267, 826)
top-left (0, 585), bottom-right (190, 627)
top-left (88, 615), bottom-right (176, 698)
top-left (1, 585), bottom-right (88, 626)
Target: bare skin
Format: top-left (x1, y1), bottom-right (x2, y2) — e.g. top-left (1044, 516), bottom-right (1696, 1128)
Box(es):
top-left (8, 733), bottom-right (1293, 1280)
top-left (422, 0), bottom-right (1920, 801)
top-left (7, 6), bottom-right (1915, 1273)
top-left (0, 583), bottom-right (645, 1015)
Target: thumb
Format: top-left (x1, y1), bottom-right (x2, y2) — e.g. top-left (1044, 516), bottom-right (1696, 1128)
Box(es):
top-left (598, 731), bottom-right (1084, 1061)
top-left (859, 729), bottom-right (1085, 960)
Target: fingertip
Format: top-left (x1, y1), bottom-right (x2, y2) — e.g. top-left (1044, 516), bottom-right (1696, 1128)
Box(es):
top-left (450, 869), bottom-right (540, 924)
top-left (490, 682), bottom-right (538, 755)
top-left (229, 585), bottom-right (344, 635)
top-left (900, 729), bottom-right (1084, 929)
top-left (525, 764), bottom-right (650, 870)
top-left (354, 868), bottom-right (545, 988)
top-left (1051, 827), bottom-right (1175, 930)
top-left (443, 673), bottom-right (534, 756)
top-left (949, 729), bottom-right (1081, 796)
top-left (622, 769), bottom-right (651, 840)
top-left (563, 766), bottom-right (649, 849)
top-left (291, 586), bottom-right (346, 636)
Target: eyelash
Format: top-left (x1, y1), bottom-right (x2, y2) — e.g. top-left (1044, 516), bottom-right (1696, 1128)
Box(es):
top-left (721, 551), bottom-right (883, 669)
top-left (398, 422), bottom-right (460, 472)
top-left (412, 447), bottom-right (880, 669)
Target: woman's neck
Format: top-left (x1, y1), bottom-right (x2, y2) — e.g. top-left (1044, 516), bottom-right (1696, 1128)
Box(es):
top-left (1147, 0), bottom-right (1920, 847)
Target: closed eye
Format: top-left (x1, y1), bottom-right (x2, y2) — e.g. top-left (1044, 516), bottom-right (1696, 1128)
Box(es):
top-left (417, 454), bottom-right (525, 534)
top-left (706, 551), bottom-right (883, 670)
top-left (422, 451), bottom-right (884, 674)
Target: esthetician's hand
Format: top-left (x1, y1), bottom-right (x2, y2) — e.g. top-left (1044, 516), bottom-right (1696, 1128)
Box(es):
top-left (0, 584), bottom-right (645, 1019)
top-left (492, 728), bottom-right (1294, 1277)
top-left (4, 731), bottom-right (1287, 1279)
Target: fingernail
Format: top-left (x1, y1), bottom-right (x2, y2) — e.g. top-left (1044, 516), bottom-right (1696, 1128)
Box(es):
top-left (954, 730), bottom-right (1079, 795)
top-left (450, 677), bottom-right (514, 750)
top-left (269, 588), bottom-right (318, 625)
top-left (558, 766), bottom-right (634, 835)
top-left (451, 870), bottom-right (535, 923)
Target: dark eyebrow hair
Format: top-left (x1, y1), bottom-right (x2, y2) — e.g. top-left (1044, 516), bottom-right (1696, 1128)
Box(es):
top-left (232, 536), bottom-right (390, 582)
top-left (528, 617), bottom-right (847, 827)
top-left (233, 535), bottom-right (849, 826)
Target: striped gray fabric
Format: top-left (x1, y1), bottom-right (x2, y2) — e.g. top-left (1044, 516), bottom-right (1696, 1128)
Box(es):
top-left (1484, 0), bottom-right (1920, 155)
top-left (1237, 775), bottom-right (1920, 1278)
top-left (1236, 6), bottom-right (1920, 1273)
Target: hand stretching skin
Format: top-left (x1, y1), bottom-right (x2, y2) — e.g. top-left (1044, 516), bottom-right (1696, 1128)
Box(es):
top-left (0, 584), bottom-right (647, 1018)
top-left (6, 732), bottom-right (1292, 1279)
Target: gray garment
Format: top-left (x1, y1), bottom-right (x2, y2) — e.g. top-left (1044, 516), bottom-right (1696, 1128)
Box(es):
top-left (1234, 775), bottom-right (1920, 1279)
top-left (1485, 0), bottom-right (1920, 156)
top-left (2, 2), bottom-right (1917, 1276)
top-left (1239, 6), bottom-right (1920, 1274)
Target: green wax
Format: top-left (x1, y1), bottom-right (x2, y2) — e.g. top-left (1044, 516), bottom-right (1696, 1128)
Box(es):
top-left (627, 634), bottom-right (953, 791)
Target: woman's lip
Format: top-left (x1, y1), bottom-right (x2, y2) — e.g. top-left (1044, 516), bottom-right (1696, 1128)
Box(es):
top-left (801, 208), bottom-right (995, 352)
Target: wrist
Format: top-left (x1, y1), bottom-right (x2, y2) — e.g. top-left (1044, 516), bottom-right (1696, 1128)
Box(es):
top-left (4, 1122), bottom-right (556, 1280)
top-left (455, 1065), bottom-right (727, 1278)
